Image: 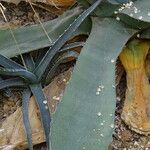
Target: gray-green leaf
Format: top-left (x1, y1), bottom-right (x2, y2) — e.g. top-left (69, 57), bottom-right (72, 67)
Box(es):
top-left (50, 18), bottom-right (136, 150)
top-left (0, 7), bottom-right (91, 58)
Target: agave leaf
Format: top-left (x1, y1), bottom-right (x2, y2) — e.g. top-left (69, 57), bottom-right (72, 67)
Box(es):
top-left (78, 0), bottom-right (150, 29)
top-left (45, 51), bottom-right (79, 84)
top-left (59, 42), bottom-right (85, 53)
top-left (34, 0), bottom-right (101, 81)
top-left (120, 0), bottom-right (150, 22)
top-left (22, 88), bottom-right (33, 150)
top-left (30, 84), bottom-right (51, 149)
top-left (108, 0), bottom-right (138, 4)
top-left (116, 0), bottom-right (150, 29)
top-left (23, 53), bottom-right (35, 72)
top-left (0, 54), bottom-right (24, 69)
top-left (0, 67), bottom-right (37, 82)
top-left (0, 78), bottom-right (26, 90)
top-left (140, 28), bottom-right (150, 39)
top-left (41, 42), bottom-right (83, 85)
top-left (78, 0), bottom-right (120, 17)
top-left (77, 0), bottom-right (90, 7)
top-left (0, 7), bottom-right (91, 58)
top-left (108, 0), bottom-right (128, 4)
top-left (50, 18), bottom-right (136, 150)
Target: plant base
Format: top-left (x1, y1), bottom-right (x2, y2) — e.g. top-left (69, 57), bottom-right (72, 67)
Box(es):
top-left (121, 68), bottom-right (150, 135)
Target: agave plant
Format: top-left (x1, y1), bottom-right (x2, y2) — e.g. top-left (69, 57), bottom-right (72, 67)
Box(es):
top-left (1, 0), bottom-right (150, 150)
top-left (49, 0), bottom-right (150, 150)
top-left (0, 0), bottom-right (101, 150)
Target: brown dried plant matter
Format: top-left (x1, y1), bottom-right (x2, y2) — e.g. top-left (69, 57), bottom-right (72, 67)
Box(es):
top-left (47, 0), bottom-right (75, 6)
top-left (119, 39), bottom-right (150, 134)
top-left (2, 0), bottom-right (76, 6)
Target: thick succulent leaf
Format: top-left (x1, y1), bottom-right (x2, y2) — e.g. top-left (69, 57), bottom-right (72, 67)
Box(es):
top-left (22, 88), bottom-right (33, 150)
top-left (41, 42), bottom-right (83, 85)
top-left (0, 54), bottom-right (24, 69)
top-left (51, 18), bottom-right (136, 150)
top-left (0, 7), bottom-right (91, 58)
top-left (45, 51), bottom-right (79, 84)
top-left (116, 0), bottom-right (150, 29)
top-left (30, 84), bottom-right (51, 149)
top-left (78, 0), bottom-right (120, 17)
top-left (117, 14), bottom-right (149, 30)
top-left (34, 0), bottom-right (101, 81)
top-left (140, 28), bottom-right (150, 39)
top-left (108, 0), bottom-right (127, 4)
top-left (59, 42), bottom-right (85, 53)
top-left (78, 0), bottom-right (150, 29)
top-left (108, 0), bottom-right (137, 4)
top-left (77, 0), bottom-right (90, 7)
top-left (0, 67), bottom-right (37, 82)
top-left (23, 53), bottom-right (35, 72)
top-left (120, 0), bottom-right (150, 22)
top-left (0, 78), bottom-right (26, 90)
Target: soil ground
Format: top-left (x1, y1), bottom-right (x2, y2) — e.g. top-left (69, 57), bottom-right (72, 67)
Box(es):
top-left (0, 1), bottom-right (150, 150)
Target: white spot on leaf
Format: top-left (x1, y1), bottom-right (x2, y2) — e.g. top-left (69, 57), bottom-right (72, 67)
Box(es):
top-left (138, 16), bottom-right (143, 20)
top-left (97, 112), bottom-right (102, 117)
top-left (116, 17), bottom-right (120, 21)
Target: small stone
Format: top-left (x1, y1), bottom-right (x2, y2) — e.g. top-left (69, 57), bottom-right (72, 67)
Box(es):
top-left (148, 12), bottom-right (150, 16)
top-left (114, 11), bottom-right (118, 14)
top-left (100, 133), bottom-right (104, 137)
top-left (53, 96), bottom-right (57, 99)
top-left (43, 100), bottom-right (47, 104)
top-left (134, 141), bottom-right (139, 146)
top-left (140, 145), bottom-right (144, 149)
top-left (55, 97), bottom-right (60, 101)
top-left (0, 129), bottom-right (4, 132)
top-left (83, 147), bottom-right (85, 150)
top-left (116, 17), bottom-right (120, 21)
top-left (53, 96), bottom-right (60, 101)
top-left (63, 79), bottom-right (67, 82)
top-left (137, 34), bottom-right (140, 38)
top-left (116, 97), bottom-right (121, 101)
